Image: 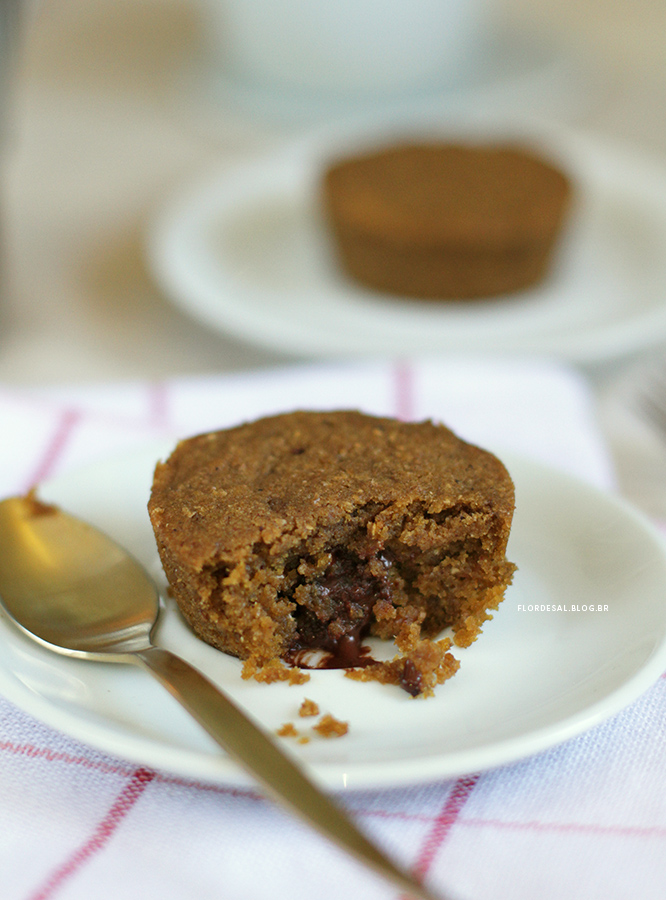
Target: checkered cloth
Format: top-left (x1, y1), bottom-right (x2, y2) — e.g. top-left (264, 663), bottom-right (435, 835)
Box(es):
top-left (1, 358), bottom-right (665, 900)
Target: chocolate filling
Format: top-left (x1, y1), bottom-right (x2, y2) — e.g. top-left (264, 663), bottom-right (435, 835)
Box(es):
top-left (400, 659), bottom-right (424, 697)
top-left (286, 549), bottom-right (389, 668)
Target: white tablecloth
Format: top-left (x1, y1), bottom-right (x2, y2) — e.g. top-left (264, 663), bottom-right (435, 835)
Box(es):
top-left (3, 358), bottom-right (666, 900)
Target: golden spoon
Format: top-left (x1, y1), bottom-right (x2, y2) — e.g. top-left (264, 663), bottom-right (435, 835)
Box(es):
top-left (0, 494), bottom-right (450, 900)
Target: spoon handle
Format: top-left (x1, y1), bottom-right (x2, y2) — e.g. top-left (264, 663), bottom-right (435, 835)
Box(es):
top-left (135, 645), bottom-right (446, 900)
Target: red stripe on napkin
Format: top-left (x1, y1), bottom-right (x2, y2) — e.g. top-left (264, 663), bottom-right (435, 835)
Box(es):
top-left (460, 815), bottom-right (666, 840)
top-left (0, 739), bottom-right (135, 778)
top-left (0, 734), bottom-right (263, 801)
top-left (146, 380), bottom-right (171, 431)
top-left (24, 408), bottom-right (82, 491)
top-left (28, 767), bottom-right (155, 900)
top-left (393, 360), bottom-right (415, 421)
top-left (413, 774), bottom-right (480, 879)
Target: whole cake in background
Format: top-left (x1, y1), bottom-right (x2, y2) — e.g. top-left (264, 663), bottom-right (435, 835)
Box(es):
top-left (322, 141), bottom-right (572, 300)
top-left (148, 410), bottom-right (516, 697)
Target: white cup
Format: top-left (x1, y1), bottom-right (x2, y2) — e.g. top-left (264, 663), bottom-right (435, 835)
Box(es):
top-left (201, 0), bottom-right (490, 100)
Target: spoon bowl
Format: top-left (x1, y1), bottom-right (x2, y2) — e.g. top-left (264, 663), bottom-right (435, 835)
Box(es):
top-left (0, 494), bottom-right (157, 656)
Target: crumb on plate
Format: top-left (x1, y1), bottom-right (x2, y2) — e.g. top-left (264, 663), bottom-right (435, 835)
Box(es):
top-left (313, 714), bottom-right (349, 738)
top-left (299, 698), bottom-right (320, 717)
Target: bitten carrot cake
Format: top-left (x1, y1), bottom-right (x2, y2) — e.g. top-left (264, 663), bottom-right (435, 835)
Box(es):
top-left (148, 410), bottom-right (516, 697)
top-left (322, 141), bottom-right (572, 299)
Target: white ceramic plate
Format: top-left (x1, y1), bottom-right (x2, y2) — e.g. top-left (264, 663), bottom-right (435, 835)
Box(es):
top-left (147, 122), bottom-right (666, 363)
top-left (1, 444), bottom-right (666, 791)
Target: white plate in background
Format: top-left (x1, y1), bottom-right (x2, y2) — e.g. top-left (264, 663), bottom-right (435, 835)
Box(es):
top-left (147, 120), bottom-right (666, 364)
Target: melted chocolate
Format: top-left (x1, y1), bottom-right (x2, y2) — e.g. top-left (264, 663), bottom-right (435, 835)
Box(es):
top-left (287, 549), bottom-right (388, 669)
top-left (287, 630), bottom-right (374, 669)
top-left (284, 550), bottom-right (438, 698)
top-left (400, 659), bottom-right (424, 697)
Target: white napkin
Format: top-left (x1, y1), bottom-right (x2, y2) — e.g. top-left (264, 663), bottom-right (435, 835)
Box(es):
top-left (26, 356), bottom-right (613, 490)
top-left (5, 357), bottom-right (665, 900)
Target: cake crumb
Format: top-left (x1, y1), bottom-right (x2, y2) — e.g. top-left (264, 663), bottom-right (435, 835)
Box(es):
top-left (313, 714), bottom-right (349, 738)
top-left (242, 657), bottom-right (310, 685)
top-left (276, 722), bottom-right (299, 738)
top-left (299, 698), bottom-right (320, 718)
top-left (345, 638), bottom-right (459, 698)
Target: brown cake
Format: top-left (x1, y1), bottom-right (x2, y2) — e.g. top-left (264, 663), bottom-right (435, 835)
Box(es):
top-left (148, 410), bottom-right (516, 697)
top-left (322, 141), bottom-right (572, 299)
